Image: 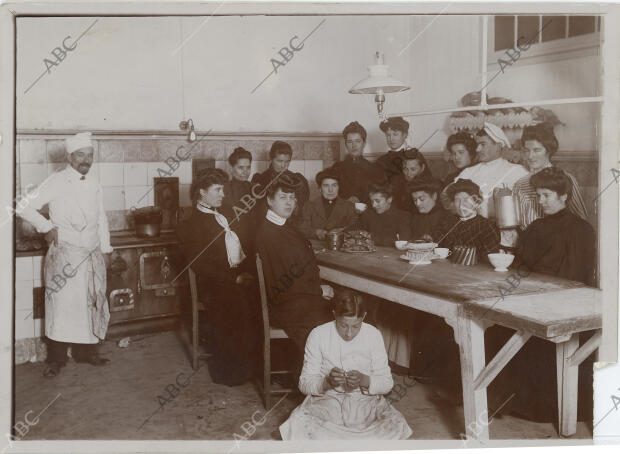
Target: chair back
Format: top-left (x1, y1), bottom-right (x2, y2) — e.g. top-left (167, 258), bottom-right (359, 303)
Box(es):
top-left (188, 267), bottom-right (199, 303)
top-left (255, 253), bottom-right (272, 341)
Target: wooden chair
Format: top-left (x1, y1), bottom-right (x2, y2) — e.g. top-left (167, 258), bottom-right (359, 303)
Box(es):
top-left (255, 253), bottom-right (296, 410)
top-left (188, 267), bottom-right (211, 370)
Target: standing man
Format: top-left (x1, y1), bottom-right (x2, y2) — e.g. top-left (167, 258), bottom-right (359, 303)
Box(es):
top-left (251, 140), bottom-right (309, 227)
top-left (375, 116), bottom-right (410, 184)
top-left (18, 132), bottom-right (112, 377)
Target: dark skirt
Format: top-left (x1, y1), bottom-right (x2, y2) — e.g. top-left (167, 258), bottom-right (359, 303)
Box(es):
top-left (199, 279), bottom-right (262, 386)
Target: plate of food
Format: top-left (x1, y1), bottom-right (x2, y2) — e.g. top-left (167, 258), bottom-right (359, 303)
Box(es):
top-left (341, 230), bottom-right (377, 253)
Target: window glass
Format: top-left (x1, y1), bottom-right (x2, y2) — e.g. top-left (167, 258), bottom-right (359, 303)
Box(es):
top-left (518, 16), bottom-right (541, 43)
top-left (494, 15), bottom-right (514, 51)
top-left (568, 16), bottom-right (596, 37)
top-left (542, 16), bottom-right (566, 42)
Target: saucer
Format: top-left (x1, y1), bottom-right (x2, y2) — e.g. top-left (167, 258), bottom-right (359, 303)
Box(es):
top-left (400, 254), bottom-right (433, 265)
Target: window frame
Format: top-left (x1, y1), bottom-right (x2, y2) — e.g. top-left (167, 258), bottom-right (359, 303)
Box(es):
top-left (488, 15), bottom-right (601, 68)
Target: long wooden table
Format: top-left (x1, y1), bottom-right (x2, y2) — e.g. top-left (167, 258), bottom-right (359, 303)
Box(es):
top-left (313, 241), bottom-right (602, 440)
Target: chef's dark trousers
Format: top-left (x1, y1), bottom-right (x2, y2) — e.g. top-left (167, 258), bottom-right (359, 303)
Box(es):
top-left (46, 338), bottom-right (98, 365)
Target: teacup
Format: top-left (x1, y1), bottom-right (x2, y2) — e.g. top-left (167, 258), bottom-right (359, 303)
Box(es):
top-left (354, 202), bottom-right (367, 212)
top-left (434, 248), bottom-right (450, 259)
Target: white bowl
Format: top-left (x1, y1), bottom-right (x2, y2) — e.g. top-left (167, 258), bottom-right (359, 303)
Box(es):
top-left (434, 247), bottom-right (450, 259)
top-left (395, 240), bottom-right (408, 250)
top-left (354, 203), bottom-right (367, 212)
top-left (487, 253), bottom-right (515, 272)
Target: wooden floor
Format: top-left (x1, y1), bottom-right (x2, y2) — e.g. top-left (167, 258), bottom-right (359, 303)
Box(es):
top-left (14, 330), bottom-right (593, 442)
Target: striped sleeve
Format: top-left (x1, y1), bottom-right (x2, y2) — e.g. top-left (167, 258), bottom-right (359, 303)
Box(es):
top-left (567, 172), bottom-right (588, 221)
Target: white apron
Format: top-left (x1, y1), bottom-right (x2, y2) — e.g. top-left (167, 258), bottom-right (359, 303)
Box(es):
top-left (44, 241), bottom-right (109, 343)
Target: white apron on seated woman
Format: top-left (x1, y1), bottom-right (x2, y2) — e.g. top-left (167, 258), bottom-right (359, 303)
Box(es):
top-left (280, 290), bottom-right (412, 440)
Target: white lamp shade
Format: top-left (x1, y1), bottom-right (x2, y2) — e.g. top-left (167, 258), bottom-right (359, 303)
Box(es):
top-left (349, 64), bottom-right (410, 94)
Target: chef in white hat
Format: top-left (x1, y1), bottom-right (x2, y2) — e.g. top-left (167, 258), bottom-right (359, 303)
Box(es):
top-left (18, 131), bottom-right (113, 377)
top-left (450, 122), bottom-right (528, 219)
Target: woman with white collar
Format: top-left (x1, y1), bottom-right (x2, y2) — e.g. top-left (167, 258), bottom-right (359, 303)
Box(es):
top-left (177, 168), bottom-right (260, 386)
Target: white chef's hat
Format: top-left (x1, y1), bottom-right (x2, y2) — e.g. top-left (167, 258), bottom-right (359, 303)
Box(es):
top-left (65, 132), bottom-right (93, 154)
top-left (482, 122), bottom-right (511, 148)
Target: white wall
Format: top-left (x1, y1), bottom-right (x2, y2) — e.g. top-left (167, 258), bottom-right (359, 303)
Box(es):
top-left (17, 16), bottom-right (410, 149)
top-left (16, 15), bottom-right (599, 154)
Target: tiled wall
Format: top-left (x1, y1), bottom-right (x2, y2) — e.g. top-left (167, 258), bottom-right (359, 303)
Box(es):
top-left (15, 255), bottom-right (46, 364)
top-left (13, 132), bottom-right (598, 364)
top-left (16, 133), bottom-right (342, 236)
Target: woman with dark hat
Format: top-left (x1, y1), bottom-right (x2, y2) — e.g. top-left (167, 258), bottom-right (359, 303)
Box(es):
top-left (251, 140), bottom-right (310, 227)
top-left (375, 116), bottom-right (411, 184)
top-left (300, 169), bottom-right (358, 239)
top-left (176, 168), bottom-right (260, 386)
top-left (326, 121), bottom-right (383, 204)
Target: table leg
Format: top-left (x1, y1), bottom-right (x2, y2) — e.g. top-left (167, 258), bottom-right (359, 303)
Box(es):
top-left (556, 334), bottom-right (579, 436)
top-left (456, 306), bottom-right (489, 440)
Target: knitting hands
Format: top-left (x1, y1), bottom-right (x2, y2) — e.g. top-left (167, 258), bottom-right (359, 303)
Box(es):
top-left (326, 367), bottom-right (346, 389)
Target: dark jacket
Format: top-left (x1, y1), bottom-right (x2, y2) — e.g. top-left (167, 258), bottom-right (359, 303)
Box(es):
top-left (410, 204), bottom-right (455, 242)
top-left (300, 197), bottom-right (358, 239)
top-left (355, 205), bottom-right (412, 247)
top-left (326, 155), bottom-right (384, 203)
top-left (515, 208), bottom-right (596, 286)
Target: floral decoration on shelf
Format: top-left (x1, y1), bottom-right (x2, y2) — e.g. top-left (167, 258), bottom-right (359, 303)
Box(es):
top-left (448, 92), bottom-right (563, 133)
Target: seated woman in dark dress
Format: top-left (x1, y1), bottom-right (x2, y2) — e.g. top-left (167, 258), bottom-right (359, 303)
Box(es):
top-left (435, 179), bottom-right (500, 260)
top-left (176, 168), bottom-right (260, 386)
top-left (486, 167), bottom-right (596, 422)
top-left (223, 146), bottom-right (252, 209)
top-left (408, 177), bottom-right (456, 242)
top-left (355, 182), bottom-right (411, 247)
top-left (256, 178), bottom-right (334, 353)
top-left (392, 148), bottom-right (433, 213)
top-left (326, 121), bottom-right (384, 205)
top-left (516, 167), bottom-right (595, 285)
top-left (300, 169), bottom-right (358, 240)
top-left (443, 131), bottom-right (477, 186)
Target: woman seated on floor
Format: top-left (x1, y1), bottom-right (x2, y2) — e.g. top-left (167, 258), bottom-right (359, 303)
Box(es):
top-left (176, 168), bottom-right (261, 386)
top-left (436, 178), bottom-right (500, 261)
top-left (299, 169), bottom-right (358, 240)
top-left (279, 290), bottom-right (412, 440)
top-left (408, 176), bottom-right (456, 242)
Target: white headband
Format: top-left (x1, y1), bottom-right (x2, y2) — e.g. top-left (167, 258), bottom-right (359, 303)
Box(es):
top-left (65, 132), bottom-right (93, 154)
top-left (483, 122), bottom-right (511, 148)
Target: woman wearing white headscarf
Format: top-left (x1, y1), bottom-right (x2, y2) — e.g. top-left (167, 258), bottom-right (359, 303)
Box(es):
top-left (177, 168), bottom-right (261, 386)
